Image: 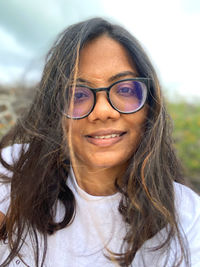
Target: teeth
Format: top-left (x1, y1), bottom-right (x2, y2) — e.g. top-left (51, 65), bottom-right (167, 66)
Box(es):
top-left (93, 134), bottom-right (120, 139)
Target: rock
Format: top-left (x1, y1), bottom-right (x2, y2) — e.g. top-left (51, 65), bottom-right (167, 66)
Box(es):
top-left (0, 105), bottom-right (7, 112)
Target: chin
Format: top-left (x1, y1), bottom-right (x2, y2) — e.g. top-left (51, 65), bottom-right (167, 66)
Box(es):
top-left (88, 155), bottom-right (128, 169)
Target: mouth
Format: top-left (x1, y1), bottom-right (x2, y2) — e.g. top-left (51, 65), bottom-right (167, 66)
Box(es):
top-left (85, 131), bottom-right (127, 147)
top-left (88, 132), bottom-right (126, 139)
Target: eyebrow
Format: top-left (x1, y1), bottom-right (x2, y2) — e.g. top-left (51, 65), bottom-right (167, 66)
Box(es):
top-left (75, 71), bottom-right (138, 86)
top-left (108, 71), bottom-right (138, 82)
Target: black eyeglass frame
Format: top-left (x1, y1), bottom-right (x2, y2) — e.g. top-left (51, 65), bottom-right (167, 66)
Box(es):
top-left (66, 78), bottom-right (150, 119)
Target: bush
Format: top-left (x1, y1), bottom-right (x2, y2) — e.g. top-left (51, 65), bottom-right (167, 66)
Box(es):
top-left (167, 101), bottom-right (200, 187)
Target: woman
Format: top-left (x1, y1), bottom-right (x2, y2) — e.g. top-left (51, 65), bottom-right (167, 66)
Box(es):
top-left (0, 17), bottom-right (200, 267)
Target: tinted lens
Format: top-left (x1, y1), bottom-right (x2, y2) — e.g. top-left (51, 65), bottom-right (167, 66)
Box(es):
top-left (67, 86), bottom-right (94, 118)
top-left (110, 80), bottom-right (147, 113)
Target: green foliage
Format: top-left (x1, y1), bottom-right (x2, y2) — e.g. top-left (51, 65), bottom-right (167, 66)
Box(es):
top-left (167, 101), bottom-right (200, 181)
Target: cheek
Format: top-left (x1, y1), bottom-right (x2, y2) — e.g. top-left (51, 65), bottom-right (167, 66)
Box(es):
top-left (68, 120), bottom-right (85, 148)
top-left (62, 118), bottom-right (83, 152)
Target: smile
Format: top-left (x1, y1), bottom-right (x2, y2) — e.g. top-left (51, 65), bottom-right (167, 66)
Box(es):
top-left (85, 131), bottom-right (127, 147)
top-left (93, 134), bottom-right (121, 139)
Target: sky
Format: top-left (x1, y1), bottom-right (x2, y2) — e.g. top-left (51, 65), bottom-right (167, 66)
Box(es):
top-left (0, 0), bottom-right (200, 101)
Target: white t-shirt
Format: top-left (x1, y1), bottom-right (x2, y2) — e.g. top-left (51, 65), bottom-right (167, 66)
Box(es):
top-left (0, 144), bottom-right (200, 267)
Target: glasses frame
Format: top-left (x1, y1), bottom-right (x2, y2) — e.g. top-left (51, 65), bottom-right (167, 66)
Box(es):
top-left (66, 78), bottom-right (150, 119)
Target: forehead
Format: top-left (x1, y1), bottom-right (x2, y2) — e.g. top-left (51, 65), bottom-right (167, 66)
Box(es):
top-left (78, 35), bottom-right (138, 85)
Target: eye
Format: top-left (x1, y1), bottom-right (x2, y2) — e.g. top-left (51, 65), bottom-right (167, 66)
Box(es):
top-left (119, 87), bottom-right (134, 93)
top-left (73, 87), bottom-right (92, 104)
top-left (74, 92), bottom-right (87, 99)
top-left (116, 84), bottom-right (136, 96)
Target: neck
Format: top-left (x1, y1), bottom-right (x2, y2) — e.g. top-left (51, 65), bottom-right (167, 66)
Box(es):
top-left (72, 164), bottom-right (127, 196)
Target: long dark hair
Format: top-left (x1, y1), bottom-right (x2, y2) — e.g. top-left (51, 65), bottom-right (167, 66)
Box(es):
top-left (0, 18), bottom-right (189, 266)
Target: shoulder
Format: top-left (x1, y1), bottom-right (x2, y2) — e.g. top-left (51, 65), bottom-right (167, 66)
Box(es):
top-left (1, 143), bottom-right (26, 165)
top-left (174, 182), bottom-right (200, 265)
top-left (0, 143), bottom-right (29, 174)
top-left (174, 182), bottom-right (200, 227)
top-left (0, 144), bottom-right (27, 215)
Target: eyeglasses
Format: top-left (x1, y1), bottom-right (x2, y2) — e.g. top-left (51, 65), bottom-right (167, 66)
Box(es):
top-left (65, 78), bottom-right (149, 119)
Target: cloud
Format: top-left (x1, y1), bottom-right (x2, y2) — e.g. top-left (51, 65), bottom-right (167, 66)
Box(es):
top-left (0, 0), bottom-right (105, 84)
top-left (100, 0), bottom-right (200, 99)
top-left (0, 0), bottom-right (199, 99)
top-left (0, 26), bottom-right (32, 60)
top-left (0, 25), bottom-right (40, 84)
top-left (0, 0), bottom-right (104, 52)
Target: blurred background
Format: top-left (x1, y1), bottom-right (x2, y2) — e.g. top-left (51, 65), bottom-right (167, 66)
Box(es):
top-left (0, 0), bottom-right (199, 190)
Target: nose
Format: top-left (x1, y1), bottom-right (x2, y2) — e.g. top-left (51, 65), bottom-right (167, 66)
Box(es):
top-left (87, 91), bottom-right (120, 122)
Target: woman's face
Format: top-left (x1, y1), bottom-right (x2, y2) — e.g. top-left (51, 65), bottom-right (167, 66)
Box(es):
top-left (66, 35), bottom-right (147, 171)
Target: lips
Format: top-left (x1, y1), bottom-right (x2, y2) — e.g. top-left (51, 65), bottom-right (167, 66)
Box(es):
top-left (86, 130), bottom-right (126, 138)
top-left (85, 130), bottom-right (127, 147)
